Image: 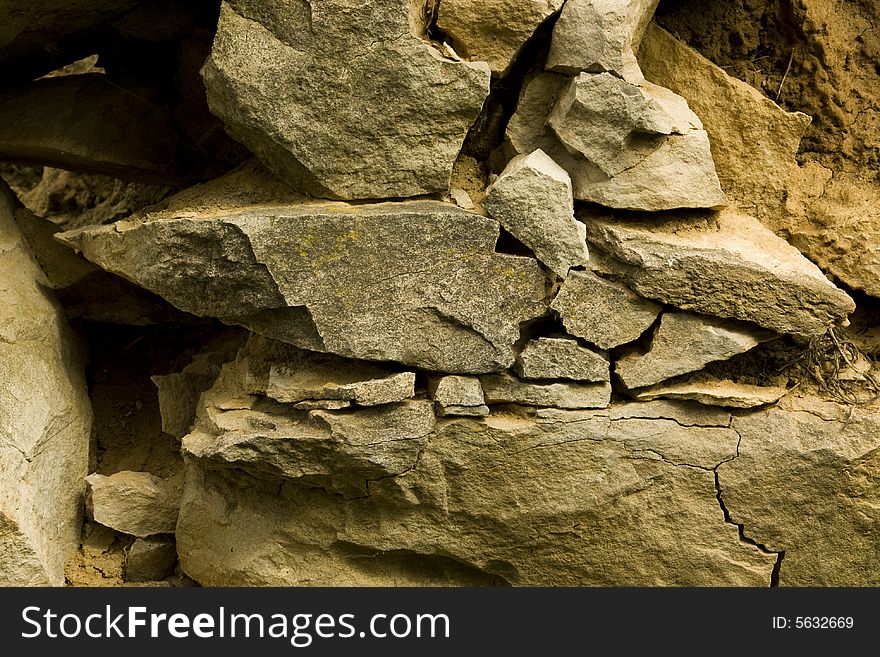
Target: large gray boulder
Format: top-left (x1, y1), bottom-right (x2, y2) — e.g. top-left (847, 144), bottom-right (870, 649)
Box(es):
top-left (202, 0), bottom-right (490, 199)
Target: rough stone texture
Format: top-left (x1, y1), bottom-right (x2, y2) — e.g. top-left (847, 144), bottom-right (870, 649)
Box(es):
top-left (616, 312), bottom-right (773, 389)
top-left (637, 24), bottom-right (811, 226)
top-left (86, 471), bottom-right (183, 538)
top-left (58, 201), bottom-right (548, 373)
top-left (125, 538), bottom-right (178, 583)
top-left (437, 0), bottom-right (564, 76)
top-left (581, 210), bottom-right (855, 337)
top-left (0, 183), bottom-right (92, 586)
top-left (483, 149), bottom-right (588, 278)
top-left (719, 396), bottom-right (880, 585)
top-left (551, 269), bottom-right (661, 349)
top-left (480, 373), bottom-right (611, 409)
top-left (515, 337), bottom-right (610, 382)
top-left (429, 375), bottom-right (489, 417)
top-left (547, 0), bottom-right (660, 80)
top-left (608, 399), bottom-right (731, 427)
top-left (177, 379), bottom-right (775, 585)
top-left (505, 70), bottom-right (725, 210)
top-left (202, 0), bottom-right (490, 199)
top-left (634, 379), bottom-right (789, 409)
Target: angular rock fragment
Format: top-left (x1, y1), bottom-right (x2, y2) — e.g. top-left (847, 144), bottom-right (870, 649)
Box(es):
top-left (202, 0), bottom-right (490, 199)
top-left (125, 538), bottom-right (178, 583)
top-left (633, 379), bottom-right (788, 409)
top-left (581, 209), bottom-right (855, 337)
top-left (429, 375), bottom-right (489, 417)
top-left (437, 0), bottom-right (564, 76)
top-left (515, 337), bottom-right (610, 382)
top-left (0, 183), bottom-right (92, 586)
top-left (550, 270), bottom-right (661, 349)
top-left (480, 372), bottom-right (611, 409)
top-left (719, 396), bottom-right (880, 585)
top-left (547, 0), bottom-right (660, 80)
top-left (608, 399), bottom-right (731, 427)
top-left (505, 71), bottom-right (725, 210)
top-left (86, 472), bottom-right (183, 538)
top-left (484, 149), bottom-right (588, 278)
top-left (637, 24), bottom-right (811, 225)
top-left (616, 312), bottom-right (774, 389)
top-left (58, 201), bottom-right (548, 373)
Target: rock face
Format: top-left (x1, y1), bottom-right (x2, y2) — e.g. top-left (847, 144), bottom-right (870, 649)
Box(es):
top-left (429, 376), bottom-right (489, 417)
top-left (515, 337), bottom-right (610, 382)
top-left (581, 210), bottom-right (855, 337)
top-left (437, 0), bottom-right (564, 76)
top-left (202, 0), bottom-right (490, 199)
top-left (0, 184), bottom-right (92, 586)
top-left (551, 270), bottom-right (661, 349)
top-left (505, 70), bottom-right (725, 210)
top-left (483, 149), bottom-right (588, 278)
top-left (479, 372), bottom-right (611, 409)
top-left (634, 379), bottom-right (789, 409)
top-left (616, 312), bottom-right (773, 389)
top-left (86, 471), bottom-right (183, 538)
top-left (58, 201), bottom-right (548, 373)
top-left (125, 538), bottom-right (177, 582)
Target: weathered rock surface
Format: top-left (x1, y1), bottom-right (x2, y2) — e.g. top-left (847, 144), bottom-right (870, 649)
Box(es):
top-left (638, 24), bottom-right (811, 225)
top-left (86, 471), bottom-right (183, 538)
top-left (616, 312), bottom-right (773, 389)
top-left (580, 210), bottom-right (855, 337)
top-left (719, 396), bottom-right (880, 585)
top-left (125, 538), bottom-right (177, 582)
top-left (483, 149), bottom-right (588, 278)
top-left (634, 379), bottom-right (789, 409)
top-left (202, 0), bottom-right (490, 199)
top-left (437, 0), bottom-right (564, 76)
top-left (515, 337), bottom-right (609, 382)
top-left (428, 376), bottom-right (489, 417)
top-left (505, 70), bottom-right (725, 210)
top-left (480, 372), bottom-right (611, 409)
top-left (547, 0), bottom-right (659, 80)
top-left (551, 270), bottom-right (661, 349)
top-left (608, 399), bottom-right (731, 427)
top-left (0, 184), bottom-right (92, 586)
top-left (58, 200), bottom-right (548, 373)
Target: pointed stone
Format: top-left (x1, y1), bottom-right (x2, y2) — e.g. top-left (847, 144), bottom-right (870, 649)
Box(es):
top-left (480, 372), bottom-right (611, 409)
top-left (202, 0), bottom-right (490, 199)
top-left (86, 472), bottom-right (183, 538)
top-left (484, 149), bottom-right (588, 278)
top-left (616, 312), bottom-right (774, 389)
top-left (429, 375), bottom-right (489, 417)
top-left (581, 209), bottom-right (855, 337)
top-left (633, 379), bottom-right (788, 409)
top-left (515, 337), bottom-right (610, 382)
top-left (551, 269), bottom-right (661, 349)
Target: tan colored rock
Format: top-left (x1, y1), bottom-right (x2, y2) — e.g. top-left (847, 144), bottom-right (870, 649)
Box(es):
top-left (125, 538), bottom-right (177, 583)
top-left (637, 23), bottom-right (811, 226)
top-left (633, 379), bottom-right (788, 409)
top-left (437, 0), bottom-right (564, 76)
top-left (86, 472), bottom-right (183, 538)
top-left (480, 372), bottom-right (611, 409)
top-left (616, 312), bottom-right (773, 389)
top-left (551, 269), bottom-right (661, 349)
top-left (0, 184), bottom-right (92, 586)
top-left (719, 396), bottom-right (880, 585)
top-left (608, 399), bottom-right (731, 427)
top-left (59, 200), bottom-right (548, 373)
top-left (202, 0), bottom-right (490, 199)
top-left (515, 337), bottom-right (609, 382)
top-left (581, 209), bottom-right (855, 337)
top-left (429, 376), bottom-right (489, 417)
top-left (483, 149), bottom-right (588, 278)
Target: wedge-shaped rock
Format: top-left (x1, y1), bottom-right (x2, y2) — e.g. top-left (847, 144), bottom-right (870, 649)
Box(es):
top-left (480, 372), bottom-right (611, 409)
top-left (633, 379), bottom-right (788, 409)
top-left (0, 184), bottom-right (92, 586)
top-left (429, 375), bottom-right (489, 417)
top-left (580, 209), bottom-right (855, 337)
top-left (58, 201), bottom-right (548, 373)
top-left (202, 0), bottom-right (489, 199)
top-left (616, 312), bottom-right (773, 389)
top-left (86, 471), bottom-right (183, 538)
top-left (505, 71), bottom-right (725, 210)
top-left (719, 396), bottom-right (880, 585)
top-left (547, 0), bottom-right (659, 80)
top-left (177, 399), bottom-right (775, 585)
top-left (638, 24), bottom-right (811, 226)
top-left (551, 269), bottom-right (661, 349)
top-left (438, 0), bottom-right (564, 76)
top-left (484, 149), bottom-right (587, 278)
top-left (516, 337), bottom-right (609, 382)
